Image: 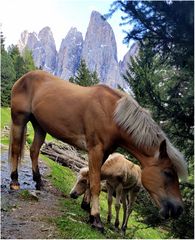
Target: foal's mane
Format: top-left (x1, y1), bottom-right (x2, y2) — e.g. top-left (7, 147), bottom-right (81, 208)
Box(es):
top-left (114, 94), bottom-right (188, 180)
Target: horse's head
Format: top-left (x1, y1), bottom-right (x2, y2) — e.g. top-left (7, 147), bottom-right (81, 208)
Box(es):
top-left (141, 140), bottom-right (187, 219)
top-left (70, 167), bottom-right (89, 199)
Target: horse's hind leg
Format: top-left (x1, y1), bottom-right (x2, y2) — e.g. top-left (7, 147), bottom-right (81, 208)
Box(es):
top-left (30, 120), bottom-right (46, 190)
top-left (10, 116), bottom-right (28, 190)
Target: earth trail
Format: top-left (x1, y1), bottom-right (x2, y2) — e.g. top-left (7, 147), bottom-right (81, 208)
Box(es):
top-left (1, 146), bottom-right (64, 239)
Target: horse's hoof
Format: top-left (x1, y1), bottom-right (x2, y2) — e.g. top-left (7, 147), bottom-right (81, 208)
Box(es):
top-left (121, 227), bottom-right (126, 236)
top-left (35, 181), bottom-right (43, 190)
top-left (81, 201), bottom-right (90, 212)
top-left (107, 215), bottom-right (111, 223)
top-left (90, 214), bottom-right (104, 233)
top-left (10, 182), bottom-right (20, 190)
top-left (114, 220), bottom-right (120, 232)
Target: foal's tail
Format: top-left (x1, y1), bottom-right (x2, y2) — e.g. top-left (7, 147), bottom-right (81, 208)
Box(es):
top-left (8, 121), bottom-right (27, 167)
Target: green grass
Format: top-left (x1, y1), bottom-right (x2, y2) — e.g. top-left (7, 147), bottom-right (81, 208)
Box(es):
top-left (1, 107), bottom-right (11, 129)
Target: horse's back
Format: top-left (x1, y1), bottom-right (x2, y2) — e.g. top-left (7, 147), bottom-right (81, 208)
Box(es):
top-left (11, 71), bottom-right (57, 109)
top-left (11, 70), bottom-right (122, 146)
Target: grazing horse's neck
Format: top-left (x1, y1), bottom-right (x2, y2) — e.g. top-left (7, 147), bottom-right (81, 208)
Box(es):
top-left (120, 133), bottom-right (158, 168)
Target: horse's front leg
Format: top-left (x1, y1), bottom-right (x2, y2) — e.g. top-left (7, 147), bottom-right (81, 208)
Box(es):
top-left (88, 143), bottom-right (104, 232)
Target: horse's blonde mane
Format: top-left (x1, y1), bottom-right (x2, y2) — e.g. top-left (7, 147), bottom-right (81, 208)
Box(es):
top-left (114, 95), bottom-right (164, 150)
top-left (166, 141), bottom-right (188, 180)
top-left (114, 95), bottom-right (188, 180)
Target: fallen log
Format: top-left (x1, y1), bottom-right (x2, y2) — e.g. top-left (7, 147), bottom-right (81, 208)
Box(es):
top-left (41, 141), bottom-right (107, 192)
top-left (41, 141), bottom-right (88, 172)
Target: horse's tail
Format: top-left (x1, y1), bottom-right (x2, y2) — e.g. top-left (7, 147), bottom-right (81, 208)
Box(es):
top-left (8, 120), bottom-right (27, 167)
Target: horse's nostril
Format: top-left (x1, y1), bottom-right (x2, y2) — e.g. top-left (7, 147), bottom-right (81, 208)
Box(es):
top-left (173, 205), bottom-right (183, 219)
top-left (177, 205), bottom-right (183, 215)
top-left (70, 192), bottom-right (78, 199)
top-left (160, 200), bottom-right (184, 219)
top-left (159, 208), bottom-right (169, 219)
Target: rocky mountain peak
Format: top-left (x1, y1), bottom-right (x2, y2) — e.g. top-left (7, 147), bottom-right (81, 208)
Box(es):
top-left (81, 10), bottom-right (121, 87)
top-left (17, 11), bottom-right (138, 88)
top-left (38, 26), bottom-right (55, 44)
top-left (55, 27), bottom-right (83, 80)
top-left (119, 42), bottom-right (139, 76)
top-left (18, 27), bottom-right (57, 73)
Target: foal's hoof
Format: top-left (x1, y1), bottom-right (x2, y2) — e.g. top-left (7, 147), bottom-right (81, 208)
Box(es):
top-left (107, 215), bottom-right (111, 224)
top-left (10, 181), bottom-right (20, 190)
top-left (81, 201), bottom-right (90, 212)
top-left (90, 214), bottom-right (104, 233)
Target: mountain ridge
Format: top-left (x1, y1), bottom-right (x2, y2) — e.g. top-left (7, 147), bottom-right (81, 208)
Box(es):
top-left (17, 11), bottom-right (138, 88)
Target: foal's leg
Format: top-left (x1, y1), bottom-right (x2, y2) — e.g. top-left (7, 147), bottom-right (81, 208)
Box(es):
top-left (121, 191), bottom-right (128, 233)
top-left (114, 185), bottom-right (122, 230)
top-left (106, 182), bottom-right (114, 223)
top-left (30, 121), bottom-right (46, 190)
top-left (121, 188), bottom-right (140, 235)
top-left (88, 143), bottom-right (104, 232)
top-left (81, 187), bottom-right (91, 212)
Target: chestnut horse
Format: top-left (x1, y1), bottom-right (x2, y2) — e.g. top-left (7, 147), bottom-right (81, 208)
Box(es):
top-left (9, 70), bottom-right (187, 231)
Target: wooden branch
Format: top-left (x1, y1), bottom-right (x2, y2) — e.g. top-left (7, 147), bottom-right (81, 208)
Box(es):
top-left (41, 142), bottom-right (88, 172)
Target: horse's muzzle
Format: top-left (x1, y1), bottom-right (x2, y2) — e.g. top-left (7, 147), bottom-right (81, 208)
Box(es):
top-left (159, 199), bottom-right (183, 219)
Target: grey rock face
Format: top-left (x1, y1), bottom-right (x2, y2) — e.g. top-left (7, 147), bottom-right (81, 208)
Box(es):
top-left (56, 27), bottom-right (83, 80)
top-left (18, 27), bottom-right (57, 73)
top-left (119, 42), bottom-right (139, 76)
top-left (17, 11), bottom-right (138, 88)
top-left (82, 11), bottom-right (123, 88)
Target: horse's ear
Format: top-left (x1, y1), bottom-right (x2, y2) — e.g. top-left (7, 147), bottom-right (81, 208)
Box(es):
top-left (159, 140), bottom-right (168, 159)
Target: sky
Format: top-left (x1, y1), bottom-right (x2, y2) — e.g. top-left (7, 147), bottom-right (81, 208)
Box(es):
top-left (0, 0), bottom-right (132, 61)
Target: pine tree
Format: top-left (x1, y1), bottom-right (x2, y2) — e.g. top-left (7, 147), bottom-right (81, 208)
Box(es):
top-left (8, 45), bottom-right (36, 79)
top-left (22, 47), bottom-right (36, 72)
top-left (108, 1), bottom-right (194, 70)
top-left (109, 2), bottom-right (194, 237)
top-left (8, 45), bottom-right (25, 79)
top-left (1, 39), bottom-right (36, 106)
top-left (109, 1), bottom-right (193, 157)
top-left (1, 37), bottom-right (16, 106)
top-left (70, 59), bottom-right (99, 86)
top-left (124, 46), bottom-right (193, 157)
top-left (91, 70), bottom-right (99, 85)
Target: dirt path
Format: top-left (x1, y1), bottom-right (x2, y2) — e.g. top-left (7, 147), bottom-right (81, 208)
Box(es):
top-left (1, 147), bottom-right (64, 239)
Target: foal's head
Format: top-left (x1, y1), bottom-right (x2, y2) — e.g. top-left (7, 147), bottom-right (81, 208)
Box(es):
top-left (141, 140), bottom-right (187, 219)
top-left (70, 167), bottom-right (89, 199)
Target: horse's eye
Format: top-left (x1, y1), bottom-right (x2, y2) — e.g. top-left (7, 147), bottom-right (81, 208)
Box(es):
top-left (164, 169), bottom-right (174, 179)
top-left (80, 179), bottom-right (87, 184)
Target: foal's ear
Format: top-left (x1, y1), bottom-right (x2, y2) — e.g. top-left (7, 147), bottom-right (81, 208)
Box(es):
top-left (159, 140), bottom-right (168, 159)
